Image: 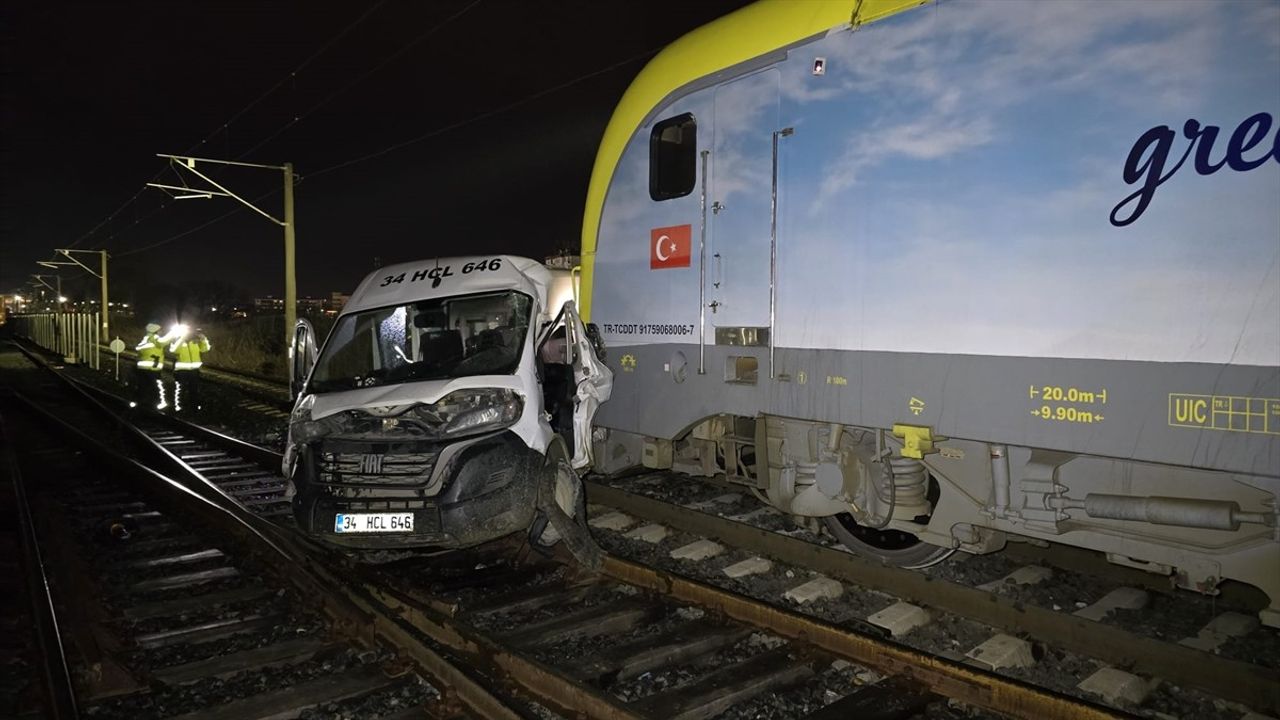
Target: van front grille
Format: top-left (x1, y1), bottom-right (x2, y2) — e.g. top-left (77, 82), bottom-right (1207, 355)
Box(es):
top-left (317, 450), bottom-right (438, 487)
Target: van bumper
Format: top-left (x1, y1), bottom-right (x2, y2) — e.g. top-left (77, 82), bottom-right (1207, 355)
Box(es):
top-left (292, 430), bottom-right (542, 550)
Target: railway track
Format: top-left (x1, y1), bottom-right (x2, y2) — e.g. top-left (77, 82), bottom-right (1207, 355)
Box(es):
top-left (0, 342), bottom-right (537, 719)
top-left (136, 420), bottom-right (295, 525)
top-left (95, 342), bottom-right (291, 409)
top-left (582, 474), bottom-right (1280, 718)
top-left (359, 539), bottom-right (1139, 720)
top-left (91, 362), bottom-right (1276, 717)
top-left (2, 407), bottom-right (435, 719)
top-left (95, 426), bottom-right (1280, 717)
top-left (7, 339), bottom-right (1142, 720)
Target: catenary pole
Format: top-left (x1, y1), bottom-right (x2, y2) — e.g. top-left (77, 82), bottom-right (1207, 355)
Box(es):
top-left (283, 162), bottom-right (296, 354)
top-left (41, 249), bottom-right (110, 358)
top-left (148, 154), bottom-right (297, 353)
top-left (100, 250), bottom-right (109, 339)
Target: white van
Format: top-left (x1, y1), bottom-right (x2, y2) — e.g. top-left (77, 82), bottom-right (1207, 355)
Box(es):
top-left (283, 255), bottom-right (611, 550)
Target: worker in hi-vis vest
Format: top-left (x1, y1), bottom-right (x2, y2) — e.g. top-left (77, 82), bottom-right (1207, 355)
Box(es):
top-left (134, 323), bottom-right (167, 410)
top-left (170, 327), bottom-right (211, 412)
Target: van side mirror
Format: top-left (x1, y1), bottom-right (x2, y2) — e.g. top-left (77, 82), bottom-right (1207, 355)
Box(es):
top-left (290, 319), bottom-right (318, 400)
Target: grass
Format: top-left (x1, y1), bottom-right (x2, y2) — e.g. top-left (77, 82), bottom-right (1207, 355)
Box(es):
top-left (109, 313), bottom-right (335, 381)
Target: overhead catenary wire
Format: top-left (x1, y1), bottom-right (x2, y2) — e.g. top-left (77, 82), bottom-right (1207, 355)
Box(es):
top-left (103, 0), bottom-right (472, 258)
top-left (112, 44), bottom-right (659, 260)
top-left (198, 0), bottom-right (392, 156)
top-left (59, 1), bottom-right (390, 253)
top-left (113, 189), bottom-right (280, 258)
top-left (307, 45), bottom-right (660, 180)
top-left (235, 0), bottom-right (483, 163)
top-left (114, 208), bottom-right (240, 259)
top-left (103, 30), bottom-right (660, 261)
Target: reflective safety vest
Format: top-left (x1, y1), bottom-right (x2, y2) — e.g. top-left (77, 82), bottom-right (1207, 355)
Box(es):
top-left (171, 335), bottom-right (211, 370)
top-left (136, 332), bottom-right (165, 371)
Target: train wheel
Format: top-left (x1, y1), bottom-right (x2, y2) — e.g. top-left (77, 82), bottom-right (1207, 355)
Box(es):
top-left (821, 476), bottom-right (954, 569)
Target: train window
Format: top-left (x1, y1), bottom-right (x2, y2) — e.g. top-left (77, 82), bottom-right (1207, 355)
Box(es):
top-left (649, 113), bottom-right (696, 201)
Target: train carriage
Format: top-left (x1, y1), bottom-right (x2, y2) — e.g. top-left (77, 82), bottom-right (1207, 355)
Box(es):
top-left (581, 0), bottom-right (1280, 624)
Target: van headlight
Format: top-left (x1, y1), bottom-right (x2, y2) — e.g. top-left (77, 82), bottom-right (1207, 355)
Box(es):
top-left (290, 396), bottom-right (330, 443)
top-left (415, 388), bottom-right (523, 437)
top-left (293, 415), bottom-right (332, 443)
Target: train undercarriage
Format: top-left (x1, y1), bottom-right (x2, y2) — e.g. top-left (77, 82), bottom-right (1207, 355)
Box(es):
top-left (595, 414), bottom-right (1280, 627)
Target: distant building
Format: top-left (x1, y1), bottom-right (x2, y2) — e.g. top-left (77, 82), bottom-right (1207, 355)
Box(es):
top-left (544, 254), bottom-right (580, 270)
top-left (254, 296), bottom-right (284, 312)
top-left (254, 295), bottom-right (345, 315)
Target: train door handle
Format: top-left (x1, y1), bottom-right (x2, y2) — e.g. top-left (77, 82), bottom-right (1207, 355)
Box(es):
top-left (712, 201), bottom-right (725, 215)
top-left (713, 253), bottom-right (722, 288)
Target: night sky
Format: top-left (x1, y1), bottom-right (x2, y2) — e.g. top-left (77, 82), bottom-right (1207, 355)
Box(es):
top-left (1, 0), bottom-right (750, 303)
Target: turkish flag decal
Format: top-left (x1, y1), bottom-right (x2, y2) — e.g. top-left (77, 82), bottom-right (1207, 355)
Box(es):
top-left (650, 224), bottom-right (692, 269)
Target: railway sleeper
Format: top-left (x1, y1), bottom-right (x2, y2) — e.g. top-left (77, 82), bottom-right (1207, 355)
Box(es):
top-left (501, 600), bottom-right (655, 648)
top-left (134, 612), bottom-right (281, 649)
top-left (122, 585), bottom-right (275, 622)
top-left (151, 637), bottom-right (343, 686)
top-left (164, 663), bottom-right (401, 720)
top-left (802, 676), bottom-right (936, 720)
top-left (572, 623), bottom-right (751, 683)
top-left (636, 645), bottom-right (816, 720)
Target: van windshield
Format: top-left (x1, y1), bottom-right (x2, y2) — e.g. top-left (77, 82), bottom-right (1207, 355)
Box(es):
top-left (309, 291), bottom-right (532, 393)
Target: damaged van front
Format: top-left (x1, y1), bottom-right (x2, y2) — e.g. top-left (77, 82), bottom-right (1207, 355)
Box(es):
top-left (282, 255), bottom-right (611, 550)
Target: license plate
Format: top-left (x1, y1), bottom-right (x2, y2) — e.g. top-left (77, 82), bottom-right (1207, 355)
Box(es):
top-left (334, 513), bottom-right (414, 533)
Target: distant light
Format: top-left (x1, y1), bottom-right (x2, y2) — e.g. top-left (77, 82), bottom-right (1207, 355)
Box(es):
top-left (122, 303), bottom-right (130, 308)
top-left (14, 295), bottom-right (24, 302)
top-left (58, 295), bottom-right (68, 302)
top-left (210, 306), bottom-right (217, 312)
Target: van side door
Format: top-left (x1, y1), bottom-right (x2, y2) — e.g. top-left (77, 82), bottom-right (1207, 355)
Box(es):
top-left (538, 301), bottom-right (613, 469)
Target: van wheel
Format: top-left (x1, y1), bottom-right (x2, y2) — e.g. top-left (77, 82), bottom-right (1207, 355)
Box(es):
top-left (533, 455), bottom-right (603, 570)
top-left (536, 456), bottom-right (586, 546)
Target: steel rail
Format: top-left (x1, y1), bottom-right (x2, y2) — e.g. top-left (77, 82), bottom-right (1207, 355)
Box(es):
top-left (10, 391), bottom-right (523, 720)
top-left (585, 480), bottom-right (1280, 713)
top-left (93, 342), bottom-right (291, 402)
top-left (58, 383), bottom-right (1138, 719)
top-left (600, 554), bottom-right (1127, 720)
top-left (1, 412), bottom-right (80, 720)
top-left (361, 574), bottom-right (647, 720)
top-left (10, 343), bottom-right (1220, 718)
top-left (72, 377), bottom-right (283, 468)
top-left (30, 373), bottom-right (641, 719)
top-left (7, 343), bottom-right (524, 720)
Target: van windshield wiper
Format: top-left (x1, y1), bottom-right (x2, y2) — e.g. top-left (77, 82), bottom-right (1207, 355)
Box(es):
top-left (310, 370), bottom-right (391, 393)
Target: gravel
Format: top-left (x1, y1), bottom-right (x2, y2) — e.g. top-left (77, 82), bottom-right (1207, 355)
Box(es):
top-left (36, 353), bottom-right (1275, 720)
top-left (296, 674), bottom-right (438, 719)
top-left (125, 609), bottom-right (327, 671)
top-left (586, 473), bottom-right (1277, 719)
top-left (59, 361), bottom-right (289, 451)
top-left (85, 647), bottom-right (399, 719)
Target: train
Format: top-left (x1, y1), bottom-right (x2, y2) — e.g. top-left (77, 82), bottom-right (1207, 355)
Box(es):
top-left (579, 0), bottom-right (1280, 625)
